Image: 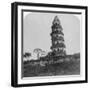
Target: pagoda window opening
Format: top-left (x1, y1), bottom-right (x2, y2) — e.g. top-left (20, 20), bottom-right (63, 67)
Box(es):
top-left (54, 41), bottom-right (57, 44)
top-left (58, 41), bottom-right (63, 43)
top-left (58, 34), bottom-right (63, 37)
top-left (55, 48), bottom-right (57, 51)
top-left (58, 48), bottom-right (60, 52)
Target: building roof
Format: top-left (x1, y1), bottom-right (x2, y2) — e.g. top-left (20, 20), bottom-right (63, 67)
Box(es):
top-left (51, 30), bottom-right (64, 36)
top-left (51, 43), bottom-right (66, 49)
top-left (52, 16), bottom-right (60, 25)
top-left (51, 36), bottom-right (64, 41)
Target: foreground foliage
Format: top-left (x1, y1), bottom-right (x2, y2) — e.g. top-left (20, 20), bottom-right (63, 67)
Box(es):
top-left (23, 54), bottom-right (80, 77)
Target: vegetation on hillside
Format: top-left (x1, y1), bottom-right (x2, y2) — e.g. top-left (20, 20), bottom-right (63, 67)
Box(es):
top-left (23, 52), bottom-right (80, 77)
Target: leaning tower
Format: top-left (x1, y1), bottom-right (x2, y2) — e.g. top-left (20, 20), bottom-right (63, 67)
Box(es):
top-left (50, 16), bottom-right (66, 57)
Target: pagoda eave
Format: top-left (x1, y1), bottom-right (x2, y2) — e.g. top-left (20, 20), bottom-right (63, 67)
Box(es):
top-left (50, 31), bottom-right (64, 36)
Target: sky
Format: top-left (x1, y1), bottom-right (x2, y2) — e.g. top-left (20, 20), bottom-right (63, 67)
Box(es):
top-left (23, 12), bottom-right (81, 60)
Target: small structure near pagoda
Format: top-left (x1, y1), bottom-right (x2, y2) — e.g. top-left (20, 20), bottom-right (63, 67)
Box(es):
top-left (50, 16), bottom-right (66, 57)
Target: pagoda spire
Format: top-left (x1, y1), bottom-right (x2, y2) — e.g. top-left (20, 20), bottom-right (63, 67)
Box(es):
top-left (52, 16), bottom-right (60, 25)
top-left (50, 16), bottom-right (66, 57)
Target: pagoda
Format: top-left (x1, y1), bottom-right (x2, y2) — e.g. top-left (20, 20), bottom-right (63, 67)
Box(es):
top-left (50, 16), bottom-right (66, 57)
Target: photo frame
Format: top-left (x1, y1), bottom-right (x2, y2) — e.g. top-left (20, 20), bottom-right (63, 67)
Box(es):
top-left (11, 2), bottom-right (88, 87)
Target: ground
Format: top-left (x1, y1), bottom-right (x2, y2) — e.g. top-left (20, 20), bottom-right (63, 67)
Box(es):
top-left (23, 55), bottom-right (80, 77)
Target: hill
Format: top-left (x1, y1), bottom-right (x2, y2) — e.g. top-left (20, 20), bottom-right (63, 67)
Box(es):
top-left (23, 53), bottom-right (80, 77)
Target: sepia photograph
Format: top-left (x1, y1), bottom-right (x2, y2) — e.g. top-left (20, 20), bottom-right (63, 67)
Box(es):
top-left (11, 2), bottom-right (87, 87)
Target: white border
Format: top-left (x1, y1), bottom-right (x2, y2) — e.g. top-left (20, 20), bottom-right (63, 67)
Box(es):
top-left (18, 5), bottom-right (85, 84)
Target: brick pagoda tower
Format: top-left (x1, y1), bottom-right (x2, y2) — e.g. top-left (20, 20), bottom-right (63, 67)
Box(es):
top-left (50, 16), bottom-right (66, 57)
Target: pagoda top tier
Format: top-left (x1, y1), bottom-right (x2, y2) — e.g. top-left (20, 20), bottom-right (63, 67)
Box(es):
top-left (52, 16), bottom-right (60, 25)
top-left (52, 16), bottom-right (63, 30)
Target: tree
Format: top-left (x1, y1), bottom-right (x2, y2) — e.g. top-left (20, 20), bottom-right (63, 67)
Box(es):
top-left (33, 48), bottom-right (42, 59)
top-left (23, 52), bottom-right (31, 61)
top-left (41, 51), bottom-right (46, 57)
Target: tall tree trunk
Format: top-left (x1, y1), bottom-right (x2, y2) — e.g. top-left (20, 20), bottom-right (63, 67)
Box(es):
top-left (37, 53), bottom-right (39, 59)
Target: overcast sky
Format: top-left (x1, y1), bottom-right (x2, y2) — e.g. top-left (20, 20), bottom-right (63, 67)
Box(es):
top-left (23, 12), bottom-right (81, 59)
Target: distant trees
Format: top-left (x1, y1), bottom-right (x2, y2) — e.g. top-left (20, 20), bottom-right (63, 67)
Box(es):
top-left (23, 52), bottom-right (31, 61)
top-left (33, 48), bottom-right (42, 59)
top-left (41, 51), bottom-right (47, 57)
top-left (33, 48), bottom-right (47, 59)
top-left (23, 48), bottom-right (47, 61)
